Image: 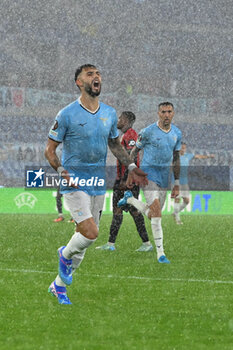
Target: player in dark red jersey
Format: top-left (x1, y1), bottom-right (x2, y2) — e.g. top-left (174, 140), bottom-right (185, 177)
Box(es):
top-left (96, 111), bottom-right (152, 251)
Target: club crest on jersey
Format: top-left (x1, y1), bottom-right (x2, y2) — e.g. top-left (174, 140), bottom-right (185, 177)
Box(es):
top-left (128, 140), bottom-right (136, 146)
top-left (100, 117), bottom-right (108, 126)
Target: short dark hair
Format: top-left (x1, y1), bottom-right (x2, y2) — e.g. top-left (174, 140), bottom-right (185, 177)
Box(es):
top-left (158, 101), bottom-right (174, 109)
top-left (181, 142), bottom-right (187, 145)
top-left (121, 111), bottom-right (136, 125)
top-left (74, 64), bottom-right (97, 81)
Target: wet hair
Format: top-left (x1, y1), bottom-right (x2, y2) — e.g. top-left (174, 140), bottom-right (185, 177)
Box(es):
top-left (121, 111), bottom-right (136, 125)
top-left (158, 101), bottom-right (174, 109)
top-left (74, 64), bottom-right (97, 81)
top-left (181, 142), bottom-right (187, 146)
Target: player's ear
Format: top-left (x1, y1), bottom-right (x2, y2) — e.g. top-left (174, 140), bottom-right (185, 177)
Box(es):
top-left (76, 78), bottom-right (83, 89)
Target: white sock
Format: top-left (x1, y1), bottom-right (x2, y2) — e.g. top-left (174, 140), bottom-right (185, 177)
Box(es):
top-left (179, 201), bottom-right (188, 212)
top-left (174, 201), bottom-right (188, 214)
top-left (151, 217), bottom-right (164, 259)
top-left (127, 197), bottom-right (150, 217)
top-left (174, 202), bottom-right (180, 214)
top-left (62, 232), bottom-right (96, 260)
top-left (55, 275), bottom-right (66, 287)
top-left (72, 249), bottom-right (86, 274)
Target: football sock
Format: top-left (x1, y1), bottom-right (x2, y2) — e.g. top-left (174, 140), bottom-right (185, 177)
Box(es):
top-left (62, 232), bottom-right (96, 260)
top-left (151, 217), bottom-right (164, 259)
top-left (109, 214), bottom-right (123, 243)
top-left (56, 195), bottom-right (63, 214)
top-left (72, 249), bottom-right (86, 273)
top-left (179, 201), bottom-right (188, 212)
top-left (127, 197), bottom-right (150, 217)
top-left (174, 201), bottom-right (188, 214)
top-left (131, 211), bottom-right (150, 243)
top-left (55, 275), bottom-right (66, 287)
top-left (174, 202), bottom-right (180, 214)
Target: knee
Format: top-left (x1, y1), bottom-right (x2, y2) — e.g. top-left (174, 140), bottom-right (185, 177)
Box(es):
top-left (184, 198), bottom-right (189, 204)
top-left (147, 200), bottom-right (161, 219)
top-left (84, 226), bottom-right (99, 240)
top-left (148, 211), bottom-right (161, 220)
top-left (76, 219), bottom-right (99, 240)
top-left (88, 228), bottom-right (99, 240)
top-left (147, 207), bottom-right (162, 219)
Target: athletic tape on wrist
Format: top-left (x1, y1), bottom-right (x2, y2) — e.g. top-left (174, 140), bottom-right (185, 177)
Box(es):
top-left (128, 163), bottom-right (137, 172)
top-left (57, 166), bottom-right (65, 176)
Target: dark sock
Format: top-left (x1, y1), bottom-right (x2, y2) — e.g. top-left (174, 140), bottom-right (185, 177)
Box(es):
top-left (108, 214), bottom-right (123, 243)
top-left (130, 211), bottom-right (149, 243)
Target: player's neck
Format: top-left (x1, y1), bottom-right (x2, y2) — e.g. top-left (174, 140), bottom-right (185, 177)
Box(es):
top-left (79, 94), bottom-right (99, 113)
top-left (122, 125), bottom-right (131, 133)
top-left (157, 121), bottom-right (171, 132)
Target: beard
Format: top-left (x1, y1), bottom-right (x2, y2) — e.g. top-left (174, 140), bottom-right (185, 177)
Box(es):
top-left (85, 84), bottom-right (101, 97)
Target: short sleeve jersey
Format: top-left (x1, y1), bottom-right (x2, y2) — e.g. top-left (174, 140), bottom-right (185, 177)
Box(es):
top-left (136, 123), bottom-right (182, 188)
top-left (48, 98), bottom-right (119, 195)
top-left (116, 128), bottom-right (139, 180)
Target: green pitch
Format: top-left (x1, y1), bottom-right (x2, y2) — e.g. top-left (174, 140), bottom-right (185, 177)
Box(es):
top-left (0, 213), bottom-right (233, 350)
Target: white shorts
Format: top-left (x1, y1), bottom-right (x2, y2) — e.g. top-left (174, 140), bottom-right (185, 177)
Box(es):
top-left (143, 180), bottom-right (167, 209)
top-left (172, 184), bottom-right (190, 199)
top-left (63, 191), bottom-right (105, 226)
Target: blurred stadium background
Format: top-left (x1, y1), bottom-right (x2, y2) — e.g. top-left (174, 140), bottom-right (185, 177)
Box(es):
top-left (0, 0), bottom-right (233, 189)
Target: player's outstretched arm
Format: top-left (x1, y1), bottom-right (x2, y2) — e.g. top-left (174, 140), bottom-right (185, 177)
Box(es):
top-left (108, 137), bottom-right (148, 188)
top-left (194, 154), bottom-right (215, 159)
top-left (45, 139), bottom-right (78, 188)
top-left (171, 150), bottom-right (180, 198)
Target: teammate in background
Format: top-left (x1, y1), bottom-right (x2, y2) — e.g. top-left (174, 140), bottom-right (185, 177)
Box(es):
top-left (172, 142), bottom-right (215, 224)
top-left (53, 188), bottom-right (74, 223)
top-left (118, 102), bottom-right (182, 264)
top-left (45, 64), bottom-right (148, 304)
top-left (96, 111), bottom-right (152, 252)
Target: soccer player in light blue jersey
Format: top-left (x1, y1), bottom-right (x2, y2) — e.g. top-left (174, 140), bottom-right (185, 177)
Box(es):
top-left (172, 142), bottom-right (215, 224)
top-left (45, 64), bottom-right (148, 304)
top-left (118, 102), bottom-right (182, 264)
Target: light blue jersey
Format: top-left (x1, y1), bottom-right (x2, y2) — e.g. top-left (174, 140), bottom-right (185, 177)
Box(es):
top-left (178, 153), bottom-right (194, 185)
top-left (48, 98), bottom-right (119, 195)
top-left (136, 123), bottom-right (182, 188)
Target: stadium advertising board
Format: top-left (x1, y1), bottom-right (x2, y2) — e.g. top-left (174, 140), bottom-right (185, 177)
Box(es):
top-left (0, 188), bottom-right (232, 215)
